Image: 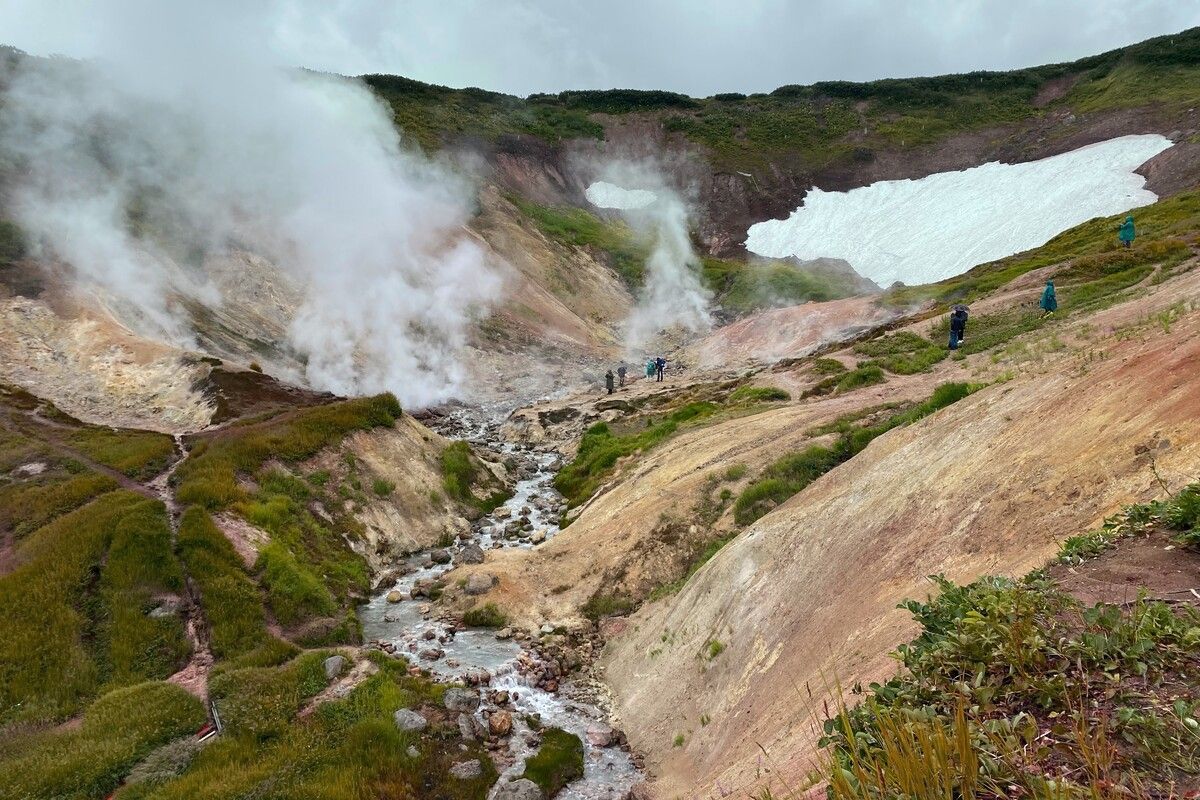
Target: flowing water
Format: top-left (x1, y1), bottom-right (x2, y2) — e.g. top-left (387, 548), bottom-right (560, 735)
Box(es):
top-left (359, 408), bottom-right (643, 800)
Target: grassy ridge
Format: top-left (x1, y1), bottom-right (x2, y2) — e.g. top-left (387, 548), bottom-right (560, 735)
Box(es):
top-left (507, 195), bottom-right (648, 288)
top-left (173, 394), bottom-right (402, 510)
top-left (0, 682), bottom-right (206, 800)
top-left (0, 491), bottom-right (184, 724)
top-left (362, 28), bottom-right (1200, 169)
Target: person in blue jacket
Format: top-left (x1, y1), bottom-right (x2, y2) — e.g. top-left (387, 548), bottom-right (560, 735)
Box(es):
top-left (1118, 215), bottom-right (1136, 248)
top-left (1040, 280), bottom-right (1058, 316)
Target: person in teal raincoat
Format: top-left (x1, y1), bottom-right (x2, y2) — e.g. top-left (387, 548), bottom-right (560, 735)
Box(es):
top-left (645, 359), bottom-right (655, 379)
top-left (1118, 215), bottom-right (1136, 248)
top-left (1039, 280), bottom-right (1058, 315)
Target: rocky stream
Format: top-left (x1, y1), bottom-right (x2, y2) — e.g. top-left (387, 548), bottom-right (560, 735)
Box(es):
top-left (358, 407), bottom-right (645, 800)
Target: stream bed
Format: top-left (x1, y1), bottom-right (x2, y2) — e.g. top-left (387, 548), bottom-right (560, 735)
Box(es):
top-left (359, 408), bottom-right (643, 800)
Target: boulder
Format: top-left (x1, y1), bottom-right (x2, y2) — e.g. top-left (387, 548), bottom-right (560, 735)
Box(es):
top-left (393, 709), bottom-right (427, 732)
top-left (465, 573), bottom-right (496, 596)
top-left (586, 723), bottom-right (615, 747)
top-left (458, 543), bottom-right (485, 564)
top-left (444, 687), bottom-right (480, 712)
top-left (488, 709), bottom-right (513, 737)
top-left (323, 655), bottom-right (347, 681)
top-left (449, 759), bottom-right (483, 780)
top-left (430, 548), bottom-right (452, 565)
top-left (457, 712), bottom-right (476, 740)
top-left (494, 778), bottom-right (544, 800)
top-left (530, 530), bottom-right (547, 545)
top-left (386, 590), bottom-right (404, 603)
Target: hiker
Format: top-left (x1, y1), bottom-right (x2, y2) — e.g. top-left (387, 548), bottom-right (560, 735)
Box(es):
top-left (645, 359), bottom-right (655, 379)
top-left (948, 304), bottom-right (969, 350)
top-left (655, 356), bottom-right (666, 382)
top-left (617, 365), bottom-right (627, 387)
top-left (1118, 214), bottom-right (1136, 248)
top-left (1040, 280), bottom-right (1058, 316)
top-left (605, 369), bottom-right (615, 395)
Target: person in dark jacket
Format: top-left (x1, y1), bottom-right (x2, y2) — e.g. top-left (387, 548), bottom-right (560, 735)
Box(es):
top-left (1040, 281), bottom-right (1058, 316)
top-left (1118, 215), bottom-right (1136, 248)
top-left (617, 365), bottom-right (627, 386)
top-left (655, 357), bottom-right (666, 382)
top-left (948, 304), bottom-right (969, 350)
top-left (605, 370), bottom-right (615, 394)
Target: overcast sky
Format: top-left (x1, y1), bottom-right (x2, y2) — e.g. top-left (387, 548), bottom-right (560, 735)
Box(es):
top-left (2, 0), bottom-right (1199, 97)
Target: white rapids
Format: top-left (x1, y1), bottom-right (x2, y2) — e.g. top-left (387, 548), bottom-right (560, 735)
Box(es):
top-left (745, 134), bottom-right (1174, 287)
top-left (359, 408), bottom-right (643, 800)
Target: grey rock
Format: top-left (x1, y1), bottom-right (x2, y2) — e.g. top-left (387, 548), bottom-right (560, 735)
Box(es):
top-left (458, 543), bottom-right (485, 564)
top-left (443, 687), bottom-right (480, 712)
top-left (494, 778), bottom-right (544, 800)
top-left (465, 573), bottom-right (496, 596)
top-left (393, 708), bottom-right (427, 732)
top-left (449, 759), bottom-right (483, 780)
top-left (430, 548), bottom-right (452, 565)
top-left (406, 745), bottom-right (421, 759)
top-left (323, 655), bottom-right (346, 681)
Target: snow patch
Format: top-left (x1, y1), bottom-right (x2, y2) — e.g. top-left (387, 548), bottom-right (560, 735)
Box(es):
top-left (744, 134), bottom-right (1174, 287)
top-left (585, 181), bottom-right (657, 210)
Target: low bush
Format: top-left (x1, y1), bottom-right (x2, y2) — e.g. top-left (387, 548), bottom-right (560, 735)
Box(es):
top-left (208, 651), bottom-right (330, 739)
top-left (522, 728), bottom-right (585, 797)
top-left (802, 364), bottom-right (886, 398)
top-left (462, 602), bottom-right (508, 628)
top-left (67, 427), bottom-right (177, 480)
top-left (729, 385), bottom-right (790, 403)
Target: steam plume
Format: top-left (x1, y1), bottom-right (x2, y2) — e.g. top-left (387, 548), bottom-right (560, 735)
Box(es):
top-left (0, 2), bottom-right (499, 408)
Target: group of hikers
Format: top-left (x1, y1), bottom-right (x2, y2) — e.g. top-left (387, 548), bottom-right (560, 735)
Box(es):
top-left (947, 214), bottom-right (1134, 349)
top-left (604, 357), bottom-right (667, 394)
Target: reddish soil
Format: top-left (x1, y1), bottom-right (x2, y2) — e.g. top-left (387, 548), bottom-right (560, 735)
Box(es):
top-left (1048, 529), bottom-right (1200, 608)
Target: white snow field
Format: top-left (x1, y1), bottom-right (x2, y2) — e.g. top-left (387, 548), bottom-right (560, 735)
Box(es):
top-left (585, 181), bottom-right (657, 209)
top-left (744, 134), bottom-right (1174, 287)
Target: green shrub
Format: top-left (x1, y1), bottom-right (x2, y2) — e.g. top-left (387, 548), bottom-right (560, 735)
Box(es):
top-left (803, 364), bottom-right (886, 398)
top-left (522, 728), bottom-right (584, 797)
top-left (554, 403), bottom-right (719, 506)
top-left (811, 358), bottom-right (849, 375)
top-left (462, 602), bottom-right (508, 628)
top-left (441, 440), bottom-right (478, 502)
top-left (372, 477), bottom-right (395, 496)
top-left (0, 681), bottom-right (205, 800)
top-left (724, 463), bottom-right (748, 481)
top-left (729, 385), bottom-right (791, 403)
top-left (581, 592), bottom-right (636, 621)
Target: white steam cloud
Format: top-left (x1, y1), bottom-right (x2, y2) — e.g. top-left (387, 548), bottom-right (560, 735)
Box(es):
top-left (0, 2), bottom-right (500, 408)
top-left (584, 163), bottom-right (710, 351)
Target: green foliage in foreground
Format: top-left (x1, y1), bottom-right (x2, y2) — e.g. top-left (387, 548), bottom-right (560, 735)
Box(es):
top-left (208, 651), bottom-right (330, 739)
top-left (173, 394), bottom-right (402, 510)
top-left (0, 491), bottom-right (186, 724)
top-left (736, 383), bottom-right (975, 525)
top-left (522, 728), bottom-right (585, 797)
top-left (822, 574), bottom-right (1200, 799)
top-left (508, 195), bottom-right (648, 288)
top-left (116, 654), bottom-right (493, 800)
top-left (0, 681), bottom-right (205, 800)
top-left (554, 402), bottom-right (718, 506)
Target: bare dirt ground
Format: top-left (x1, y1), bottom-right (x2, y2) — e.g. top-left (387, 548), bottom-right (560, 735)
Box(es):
top-left (1048, 528), bottom-right (1200, 607)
